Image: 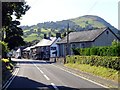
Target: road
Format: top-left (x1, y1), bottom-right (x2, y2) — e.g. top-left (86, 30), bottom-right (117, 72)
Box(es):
top-left (3, 58), bottom-right (109, 90)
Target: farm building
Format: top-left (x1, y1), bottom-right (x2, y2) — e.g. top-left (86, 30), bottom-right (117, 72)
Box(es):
top-left (57, 27), bottom-right (120, 57)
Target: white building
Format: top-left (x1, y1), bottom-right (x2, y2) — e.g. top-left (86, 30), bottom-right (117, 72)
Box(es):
top-left (15, 48), bottom-right (21, 59)
top-left (31, 33), bottom-right (61, 60)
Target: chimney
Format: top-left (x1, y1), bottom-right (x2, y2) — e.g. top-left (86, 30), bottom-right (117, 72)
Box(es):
top-left (44, 34), bottom-right (47, 39)
top-left (56, 33), bottom-right (61, 38)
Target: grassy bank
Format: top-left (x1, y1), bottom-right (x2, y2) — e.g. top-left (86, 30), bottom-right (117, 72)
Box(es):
top-left (65, 63), bottom-right (118, 82)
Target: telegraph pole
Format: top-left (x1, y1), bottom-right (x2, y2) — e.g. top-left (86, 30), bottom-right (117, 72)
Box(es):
top-left (66, 23), bottom-right (69, 56)
top-left (64, 23), bottom-right (70, 63)
top-left (64, 23), bottom-right (70, 64)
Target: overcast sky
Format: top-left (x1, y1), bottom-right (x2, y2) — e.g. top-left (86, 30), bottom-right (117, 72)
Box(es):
top-left (19, 0), bottom-right (119, 29)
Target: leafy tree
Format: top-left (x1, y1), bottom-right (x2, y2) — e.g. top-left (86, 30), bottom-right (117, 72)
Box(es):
top-left (2, 2), bottom-right (30, 50)
top-left (37, 28), bottom-right (41, 37)
top-left (0, 41), bottom-right (9, 58)
top-left (72, 48), bottom-right (80, 55)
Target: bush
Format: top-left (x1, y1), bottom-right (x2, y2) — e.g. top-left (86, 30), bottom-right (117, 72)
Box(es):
top-left (2, 58), bottom-right (13, 71)
top-left (84, 48), bottom-right (90, 56)
top-left (66, 55), bottom-right (120, 70)
top-left (0, 41), bottom-right (9, 58)
top-left (90, 47), bottom-right (97, 55)
top-left (72, 48), bottom-right (80, 55)
top-left (2, 58), bottom-right (14, 82)
top-left (72, 41), bottom-right (120, 56)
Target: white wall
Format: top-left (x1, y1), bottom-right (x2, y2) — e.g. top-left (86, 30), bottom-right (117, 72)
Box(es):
top-left (15, 48), bottom-right (21, 58)
top-left (50, 37), bottom-right (61, 57)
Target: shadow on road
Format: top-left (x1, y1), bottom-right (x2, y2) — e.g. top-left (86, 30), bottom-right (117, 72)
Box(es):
top-left (3, 75), bottom-right (109, 90)
top-left (4, 75), bottom-right (79, 90)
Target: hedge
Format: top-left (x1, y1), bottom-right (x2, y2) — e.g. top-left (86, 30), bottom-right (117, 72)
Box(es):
top-left (72, 41), bottom-right (120, 56)
top-left (72, 43), bottom-right (120, 56)
top-left (66, 55), bottom-right (120, 70)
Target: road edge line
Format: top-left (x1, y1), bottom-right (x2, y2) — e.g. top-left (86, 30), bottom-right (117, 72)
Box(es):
top-left (43, 75), bottom-right (50, 81)
top-left (51, 83), bottom-right (59, 90)
top-left (2, 67), bottom-right (19, 89)
top-left (52, 64), bottom-right (109, 88)
top-left (5, 68), bottom-right (19, 89)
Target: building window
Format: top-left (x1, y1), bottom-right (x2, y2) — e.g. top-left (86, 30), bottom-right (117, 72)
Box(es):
top-left (51, 47), bottom-right (56, 50)
top-left (106, 31), bottom-right (109, 35)
top-left (72, 44), bottom-right (76, 48)
top-left (81, 43), bottom-right (85, 48)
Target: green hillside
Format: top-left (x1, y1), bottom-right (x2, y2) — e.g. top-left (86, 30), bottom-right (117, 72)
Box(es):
top-left (23, 28), bottom-right (57, 42)
top-left (21, 15), bottom-right (118, 42)
top-left (71, 16), bottom-right (105, 28)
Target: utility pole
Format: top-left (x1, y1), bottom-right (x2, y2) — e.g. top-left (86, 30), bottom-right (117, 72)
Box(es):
top-left (66, 23), bottom-right (70, 56)
top-left (64, 23), bottom-right (70, 64)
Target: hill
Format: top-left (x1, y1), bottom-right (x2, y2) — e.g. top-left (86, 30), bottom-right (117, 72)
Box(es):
top-left (21, 15), bottom-right (119, 42)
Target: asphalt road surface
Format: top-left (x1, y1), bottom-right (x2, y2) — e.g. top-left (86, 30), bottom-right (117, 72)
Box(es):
top-left (3, 58), bottom-right (109, 90)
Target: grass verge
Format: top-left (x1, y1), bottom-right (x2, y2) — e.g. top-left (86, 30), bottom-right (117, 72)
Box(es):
top-left (65, 63), bottom-right (118, 82)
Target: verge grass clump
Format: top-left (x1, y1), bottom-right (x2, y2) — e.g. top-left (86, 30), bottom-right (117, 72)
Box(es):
top-left (65, 63), bottom-right (118, 81)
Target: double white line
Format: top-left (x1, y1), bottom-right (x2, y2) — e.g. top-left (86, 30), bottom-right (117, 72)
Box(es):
top-left (2, 67), bottom-right (19, 89)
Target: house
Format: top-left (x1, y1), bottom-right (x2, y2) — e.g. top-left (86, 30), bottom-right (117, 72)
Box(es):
top-left (57, 27), bottom-right (120, 57)
top-left (15, 48), bottom-right (21, 59)
top-left (14, 46), bottom-right (28, 59)
top-left (31, 33), bottom-right (61, 60)
top-left (23, 45), bottom-right (36, 59)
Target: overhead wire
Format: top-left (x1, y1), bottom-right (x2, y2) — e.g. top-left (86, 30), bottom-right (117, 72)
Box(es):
top-left (86, 0), bottom-right (98, 15)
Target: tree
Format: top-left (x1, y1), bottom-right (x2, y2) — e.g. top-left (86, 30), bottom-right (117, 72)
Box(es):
top-left (37, 28), bottom-right (41, 37)
top-left (2, 2), bottom-right (30, 50)
top-left (0, 41), bottom-right (9, 58)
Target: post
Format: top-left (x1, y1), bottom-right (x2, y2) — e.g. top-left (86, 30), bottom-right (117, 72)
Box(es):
top-left (64, 23), bottom-right (70, 64)
top-left (67, 23), bottom-right (70, 56)
top-left (0, 2), bottom-right (2, 90)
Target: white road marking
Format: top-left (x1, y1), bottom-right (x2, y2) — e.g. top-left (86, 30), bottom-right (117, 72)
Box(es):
top-left (33, 63), bottom-right (43, 73)
top-left (51, 83), bottom-right (59, 90)
top-left (52, 64), bottom-right (109, 88)
top-left (33, 61), bottom-right (60, 90)
top-left (40, 70), bottom-right (44, 74)
top-left (43, 75), bottom-right (50, 80)
top-left (3, 67), bottom-right (19, 89)
top-left (33, 62), bottom-right (50, 81)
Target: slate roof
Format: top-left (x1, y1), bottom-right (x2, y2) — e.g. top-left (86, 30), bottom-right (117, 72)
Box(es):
top-left (23, 47), bottom-right (31, 51)
top-left (57, 27), bottom-right (111, 44)
top-left (35, 37), bottom-right (57, 47)
top-left (16, 48), bottom-right (21, 52)
top-left (23, 45), bottom-right (36, 51)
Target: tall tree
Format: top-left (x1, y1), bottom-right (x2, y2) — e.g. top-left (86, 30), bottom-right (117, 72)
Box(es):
top-left (2, 2), bottom-right (30, 50)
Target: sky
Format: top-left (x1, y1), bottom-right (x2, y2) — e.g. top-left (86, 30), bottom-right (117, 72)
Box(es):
top-left (19, 0), bottom-right (119, 29)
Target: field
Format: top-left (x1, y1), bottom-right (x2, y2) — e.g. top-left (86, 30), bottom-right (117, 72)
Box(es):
top-left (23, 28), bottom-right (57, 42)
